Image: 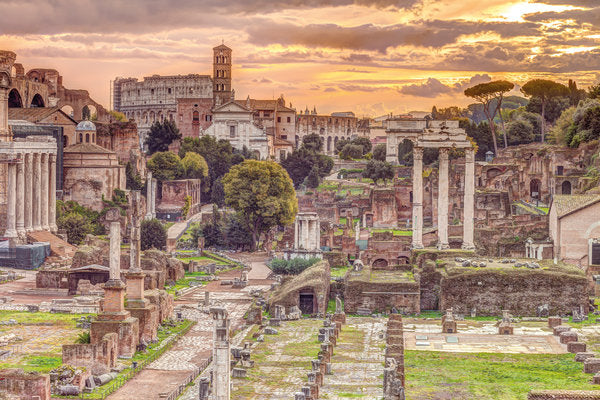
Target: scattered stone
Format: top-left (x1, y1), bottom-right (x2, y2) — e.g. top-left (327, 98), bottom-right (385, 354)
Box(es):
top-left (232, 368), bottom-right (247, 378)
top-left (575, 352), bottom-right (596, 362)
top-left (264, 327), bottom-right (278, 335)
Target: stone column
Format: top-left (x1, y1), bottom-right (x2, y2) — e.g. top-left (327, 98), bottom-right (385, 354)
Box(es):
top-left (302, 218), bottom-right (309, 250)
top-left (294, 218), bottom-right (299, 249)
top-left (4, 162), bottom-right (17, 243)
top-left (40, 153), bottom-right (49, 231)
top-left (437, 148), bottom-right (449, 250)
top-left (32, 153), bottom-right (41, 231)
top-left (16, 154), bottom-right (25, 241)
top-left (411, 147), bottom-right (424, 249)
top-left (109, 222), bottom-right (121, 281)
top-left (145, 171), bottom-right (153, 220)
top-left (462, 148), bottom-right (475, 250)
top-left (24, 153), bottom-right (32, 232)
top-left (151, 178), bottom-right (157, 218)
top-left (0, 51), bottom-right (16, 142)
top-left (49, 154), bottom-right (57, 232)
top-left (211, 307), bottom-right (230, 400)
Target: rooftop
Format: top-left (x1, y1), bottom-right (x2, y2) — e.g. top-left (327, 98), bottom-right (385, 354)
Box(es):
top-left (551, 194), bottom-right (600, 218)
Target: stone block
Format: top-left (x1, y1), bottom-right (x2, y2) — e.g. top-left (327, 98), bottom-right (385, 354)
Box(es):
top-left (559, 331), bottom-right (578, 344)
top-left (553, 326), bottom-right (571, 336)
top-left (594, 373), bottom-right (600, 385)
top-left (232, 368), bottom-right (246, 378)
top-left (548, 316), bottom-right (562, 328)
top-left (568, 342), bottom-right (587, 354)
top-left (576, 352), bottom-right (596, 362)
top-left (90, 317), bottom-right (139, 358)
top-left (584, 358), bottom-right (600, 374)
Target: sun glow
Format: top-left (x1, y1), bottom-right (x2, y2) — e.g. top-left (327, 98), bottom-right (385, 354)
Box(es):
top-left (500, 2), bottom-right (584, 22)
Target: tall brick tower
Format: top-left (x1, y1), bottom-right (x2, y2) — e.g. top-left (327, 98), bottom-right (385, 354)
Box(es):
top-left (213, 44), bottom-right (232, 107)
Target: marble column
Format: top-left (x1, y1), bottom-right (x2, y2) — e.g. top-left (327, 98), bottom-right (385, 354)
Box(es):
top-left (411, 147), bottom-right (424, 249)
top-left (49, 154), bottom-right (57, 232)
top-left (211, 307), bottom-right (231, 400)
top-left (4, 162), bottom-right (17, 242)
top-left (24, 153), bottom-right (32, 232)
top-left (40, 153), bottom-right (49, 231)
top-left (16, 154), bottom-right (25, 241)
top-left (145, 171), bottom-right (153, 220)
top-left (462, 148), bottom-right (475, 250)
top-left (302, 218), bottom-right (309, 250)
top-left (109, 221), bottom-right (121, 280)
top-left (151, 178), bottom-right (157, 218)
top-left (32, 153), bottom-right (41, 231)
top-left (0, 89), bottom-right (9, 141)
top-left (294, 218), bottom-right (299, 249)
top-left (437, 148), bottom-right (450, 250)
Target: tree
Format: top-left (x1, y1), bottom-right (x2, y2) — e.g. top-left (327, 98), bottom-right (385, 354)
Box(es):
top-left (125, 162), bottom-right (143, 190)
top-left (210, 177), bottom-right (225, 207)
top-left (568, 79), bottom-right (587, 107)
top-left (147, 152), bottom-right (183, 182)
top-left (58, 212), bottom-right (92, 245)
top-left (339, 144), bottom-right (363, 160)
top-left (141, 219), bottom-right (167, 250)
top-left (109, 110), bottom-right (127, 122)
top-left (505, 120), bottom-right (535, 145)
top-left (301, 133), bottom-right (324, 152)
top-left (145, 120), bottom-right (182, 155)
top-left (373, 144), bottom-right (386, 161)
top-left (181, 152), bottom-right (209, 180)
top-left (363, 160), bottom-right (395, 185)
top-left (521, 79), bottom-right (569, 142)
top-left (224, 216), bottom-right (253, 250)
top-left (549, 107), bottom-right (576, 145)
top-left (464, 80), bottom-right (514, 155)
top-left (352, 137), bottom-right (372, 155)
top-left (589, 83), bottom-right (600, 99)
top-left (525, 96), bottom-right (570, 125)
top-left (281, 148), bottom-right (333, 188)
top-left (223, 160), bottom-right (298, 251)
top-left (335, 138), bottom-right (351, 154)
top-left (305, 165), bottom-right (320, 188)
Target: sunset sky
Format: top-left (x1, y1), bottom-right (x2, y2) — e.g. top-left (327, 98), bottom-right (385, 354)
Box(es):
top-left (1, 0), bottom-right (599, 117)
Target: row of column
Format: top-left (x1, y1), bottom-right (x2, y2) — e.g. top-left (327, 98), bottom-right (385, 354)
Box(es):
top-left (411, 147), bottom-right (475, 250)
top-left (294, 217), bottom-right (320, 251)
top-left (4, 152), bottom-right (57, 243)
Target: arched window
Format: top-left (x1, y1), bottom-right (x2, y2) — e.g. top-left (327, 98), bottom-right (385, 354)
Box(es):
top-left (85, 133), bottom-right (90, 143)
top-left (192, 111), bottom-right (199, 125)
top-left (79, 133), bottom-right (83, 143)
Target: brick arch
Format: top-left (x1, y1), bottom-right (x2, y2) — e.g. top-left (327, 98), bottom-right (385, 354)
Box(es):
top-left (30, 93), bottom-right (45, 107)
top-left (8, 88), bottom-right (23, 107)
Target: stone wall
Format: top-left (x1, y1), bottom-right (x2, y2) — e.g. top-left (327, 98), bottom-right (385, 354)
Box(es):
top-left (528, 391), bottom-right (600, 399)
top-left (96, 121), bottom-right (141, 164)
top-left (0, 368), bottom-right (51, 400)
top-left (36, 269), bottom-right (68, 289)
top-left (62, 332), bottom-right (118, 375)
top-left (440, 268), bottom-right (588, 316)
top-left (157, 179), bottom-right (202, 218)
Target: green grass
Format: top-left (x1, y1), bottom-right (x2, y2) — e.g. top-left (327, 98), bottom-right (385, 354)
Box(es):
top-left (0, 355), bottom-right (62, 373)
top-left (331, 266), bottom-right (350, 278)
top-left (370, 228), bottom-right (412, 236)
top-left (0, 311), bottom-right (91, 327)
top-left (175, 255), bottom-right (228, 264)
top-left (406, 351), bottom-right (600, 399)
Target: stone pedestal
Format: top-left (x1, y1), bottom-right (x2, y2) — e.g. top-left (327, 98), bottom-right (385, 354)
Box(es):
top-left (548, 316), bottom-right (562, 328)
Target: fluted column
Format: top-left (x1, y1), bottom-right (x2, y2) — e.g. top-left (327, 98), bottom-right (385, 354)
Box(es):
top-left (49, 153), bottom-right (57, 232)
top-left (411, 147), bottom-right (424, 249)
top-left (4, 162), bottom-right (17, 243)
top-left (145, 171), bottom-right (153, 220)
top-left (294, 219), bottom-right (299, 249)
top-left (41, 153), bottom-right (49, 231)
top-left (16, 153), bottom-right (25, 241)
top-left (151, 178), bottom-right (157, 218)
top-left (32, 153), bottom-right (41, 231)
top-left (24, 153), bottom-right (33, 232)
top-left (437, 148), bottom-right (450, 250)
top-left (462, 148), bottom-right (476, 250)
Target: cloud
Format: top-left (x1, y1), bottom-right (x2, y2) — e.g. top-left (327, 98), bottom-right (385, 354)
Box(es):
top-left (245, 20), bottom-right (541, 52)
top-left (534, 0), bottom-right (598, 6)
top-left (252, 77), bottom-right (273, 83)
top-left (399, 78), bottom-right (454, 97)
top-left (324, 87), bottom-right (338, 92)
top-left (524, 7), bottom-right (600, 25)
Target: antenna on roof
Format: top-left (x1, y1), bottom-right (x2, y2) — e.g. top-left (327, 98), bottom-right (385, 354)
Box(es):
top-left (222, 39), bottom-right (224, 45)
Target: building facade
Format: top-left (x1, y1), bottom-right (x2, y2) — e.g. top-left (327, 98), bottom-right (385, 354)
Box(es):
top-left (296, 108), bottom-right (358, 155)
top-left (235, 95), bottom-right (296, 146)
top-left (202, 101), bottom-right (269, 160)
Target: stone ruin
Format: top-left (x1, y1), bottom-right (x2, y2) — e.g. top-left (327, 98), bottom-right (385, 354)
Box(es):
top-left (498, 310), bottom-right (514, 335)
top-left (384, 313), bottom-right (405, 400)
top-left (210, 306), bottom-right (230, 400)
top-left (441, 308), bottom-right (457, 334)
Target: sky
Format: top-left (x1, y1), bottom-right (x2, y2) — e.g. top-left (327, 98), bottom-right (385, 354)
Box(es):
top-left (1, 0), bottom-right (599, 117)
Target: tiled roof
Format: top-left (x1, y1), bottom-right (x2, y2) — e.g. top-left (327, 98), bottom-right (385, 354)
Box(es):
top-left (234, 99), bottom-right (295, 112)
top-left (8, 107), bottom-right (76, 124)
top-left (64, 142), bottom-right (114, 154)
top-left (552, 194), bottom-right (600, 218)
top-left (273, 137), bottom-right (294, 146)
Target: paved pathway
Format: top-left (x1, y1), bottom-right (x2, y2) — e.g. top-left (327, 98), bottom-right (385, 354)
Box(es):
top-left (166, 211), bottom-right (204, 242)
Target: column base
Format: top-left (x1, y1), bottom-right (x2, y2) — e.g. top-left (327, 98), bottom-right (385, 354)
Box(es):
top-left (411, 243), bottom-right (424, 250)
top-left (461, 243), bottom-right (476, 251)
top-left (41, 224), bottom-right (50, 231)
top-left (437, 242), bottom-right (450, 250)
top-left (4, 229), bottom-right (17, 240)
top-left (50, 224), bottom-right (58, 233)
top-left (144, 214), bottom-right (153, 221)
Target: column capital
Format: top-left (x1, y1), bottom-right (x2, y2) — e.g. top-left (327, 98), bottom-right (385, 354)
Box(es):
top-left (439, 147), bottom-right (450, 159)
top-left (413, 147), bottom-right (423, 160)
top-left (465, 147), bottom-right (475, 162)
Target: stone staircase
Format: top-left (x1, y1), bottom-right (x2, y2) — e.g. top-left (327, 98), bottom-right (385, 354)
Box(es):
top-left (356, 297), bottom-right (373, 316)
top-left (27, 231), bottom-right (76, 258)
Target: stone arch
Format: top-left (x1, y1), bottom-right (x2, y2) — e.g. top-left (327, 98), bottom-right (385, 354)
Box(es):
top-left (486, 168), bottom-right (503, 180)
top-left (8, 88), bottom-right (23, 108)
top-left (327, 136), bottom-right (332, 153)
top-left (334, 136), bottom-right (339, 149)
top-left (561, 180), bottom-right (572, 195)
top-left (82, 104), bottom-right (97, 120)
top-left (397, 256), bottom-right (410, 265)
top-left (30, 93), bottom-right (45, 108)
top-left (252, 150), bottom-right (261, 159)
top-left (142, 112), bottom-right (148, 124)
top-left (530, 179), bottom-right (541, 199)
top-left (372, 258), bottom-right (389, 269)
top-left (319, 127), bottom-right (325, 135)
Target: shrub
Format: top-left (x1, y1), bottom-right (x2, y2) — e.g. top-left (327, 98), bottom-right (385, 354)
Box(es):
top-left (57, 212), bottom-right (92, 245)
top-left (268, 257), bottom-right (320, 275)
top-left (141, 219), bottom-right (167, 250)
top-left (373, 144), bottom-right (387, 161)
top-left (339, 144), bottom-right (363, 160)
top-left (75, 331), bottom-right (90, 344)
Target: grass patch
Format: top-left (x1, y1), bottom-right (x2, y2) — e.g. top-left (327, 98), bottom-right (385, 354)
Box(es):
top-left (405, 351), bottom-right (600, 400)
top-left (0, 355), bottom-right (62, 373)
top-left (331, 266), bottom-right (349, 278)
top-left (370, 228), bottom-right (412, 236)
top-left (0, 311), bottom-right (91, 327)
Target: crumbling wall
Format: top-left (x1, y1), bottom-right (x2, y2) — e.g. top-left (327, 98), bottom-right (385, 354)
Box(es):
top-left (62, 333), bottom-right (118, 375)
top-left (440, 268), bottom-right (588, 316)
top-left (35, 269), bottom-right (69, 289)
top-left (0, 368), bottom-right (51, 400)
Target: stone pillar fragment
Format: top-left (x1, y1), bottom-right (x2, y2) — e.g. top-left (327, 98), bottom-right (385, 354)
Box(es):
top-left (411, 147), bottom-right (424, 249)
top-left (145, 171), bottom-right (153, 220)
top-left (437, 148), bottom-right (449, 250)
top-left (462, 148), bottom-right (475, 250)
top-left (40, 153), bottom-right (49, 230)
top-left (49, 154), bottom-right (57, 232)
top-left (211, 307), bottom-right (230, 400)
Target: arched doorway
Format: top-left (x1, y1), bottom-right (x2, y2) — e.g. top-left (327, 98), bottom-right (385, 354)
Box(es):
top-left (8, 89), bottom-right (23, 108)
top-left (530, 179), bottom-right (541, 199)
top-left (30, 93), bottom-right (45, 108)
top-left (562, 180), bottom-right (572, 195)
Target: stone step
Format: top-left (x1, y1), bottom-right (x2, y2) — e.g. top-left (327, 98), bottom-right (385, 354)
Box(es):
top-left (27, 231), bottom-right (76, 258)
top-left (356, 307), bottom-right (371, 316)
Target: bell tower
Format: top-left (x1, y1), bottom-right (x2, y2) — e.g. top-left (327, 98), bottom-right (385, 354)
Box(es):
top-left (213, 44), bottom-right (232, 107)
